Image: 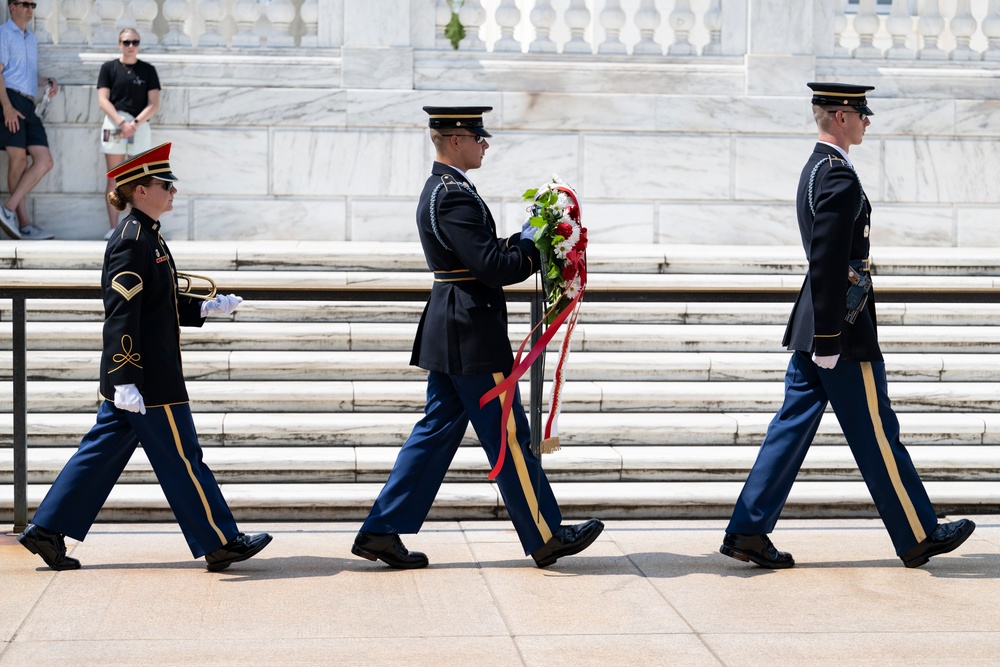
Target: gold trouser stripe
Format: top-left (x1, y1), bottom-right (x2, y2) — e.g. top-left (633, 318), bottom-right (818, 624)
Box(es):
top-left (492, 372), bottom-right (553, 544)
top-left (163, 404), bottom-right (227, 543)
top-left (860, 362), bottom-right (926, 543)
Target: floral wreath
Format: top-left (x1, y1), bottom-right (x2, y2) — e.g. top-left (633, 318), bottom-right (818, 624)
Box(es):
top-left (479, 176), bottom-right (587, 480)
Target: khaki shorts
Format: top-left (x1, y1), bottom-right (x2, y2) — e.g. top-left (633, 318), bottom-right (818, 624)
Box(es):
top-left (100, 112), bottom-right (152, 155)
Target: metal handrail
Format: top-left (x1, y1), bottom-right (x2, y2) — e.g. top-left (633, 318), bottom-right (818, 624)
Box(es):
top-left (5, 274), bottom-right (999, 532)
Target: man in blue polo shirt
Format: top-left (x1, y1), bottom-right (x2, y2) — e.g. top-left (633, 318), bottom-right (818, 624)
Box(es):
top-left (0, 0), bottom-right (56, 240)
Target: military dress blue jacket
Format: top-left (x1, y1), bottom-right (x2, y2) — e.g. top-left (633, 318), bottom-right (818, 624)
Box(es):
top-left (784, 143), bottom-right (881, 361)
top-left (411, 161), bottom-right (540, 375)
top-left (99, 209), bottom-right (206, 405)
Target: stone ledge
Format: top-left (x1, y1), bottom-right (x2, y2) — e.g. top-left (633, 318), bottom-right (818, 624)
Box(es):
top-left (3, 480), bottom-right (997, 521)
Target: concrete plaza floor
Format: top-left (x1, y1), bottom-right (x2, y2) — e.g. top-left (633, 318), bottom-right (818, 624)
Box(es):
top-left (2, 517), bottom-right (999, 666)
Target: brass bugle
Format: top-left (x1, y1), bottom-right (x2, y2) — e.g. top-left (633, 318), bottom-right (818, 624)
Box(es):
top-left (176, 271), bottom-right (218, 301)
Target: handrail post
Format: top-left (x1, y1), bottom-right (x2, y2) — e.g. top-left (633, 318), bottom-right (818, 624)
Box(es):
top-left (12, 294), bottom-right (27, 533)
top-left (529, 294), bottom-right (544, 458)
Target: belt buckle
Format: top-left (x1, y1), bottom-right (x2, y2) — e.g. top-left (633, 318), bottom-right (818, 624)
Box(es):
top-left (860, 258), bottom-right (870, 272)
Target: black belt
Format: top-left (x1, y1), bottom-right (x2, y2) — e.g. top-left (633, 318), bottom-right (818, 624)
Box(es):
top-left (7, 88), bottom-right (33, 101)
top-left (433, 269), bottom-right (475, 282)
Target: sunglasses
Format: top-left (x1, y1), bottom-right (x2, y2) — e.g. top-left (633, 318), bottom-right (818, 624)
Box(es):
top-left (828, 109), bottom-right (868, 122)
top-left (14, 2), bottom-right (37, 7)
top-left (440, 133), bottom-right (486, 144)
top-left (120, 39), bottom-right (140, 46)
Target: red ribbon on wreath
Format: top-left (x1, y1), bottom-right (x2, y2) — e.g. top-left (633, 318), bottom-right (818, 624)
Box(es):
top-left (479, 183), bottom-right (586, 480)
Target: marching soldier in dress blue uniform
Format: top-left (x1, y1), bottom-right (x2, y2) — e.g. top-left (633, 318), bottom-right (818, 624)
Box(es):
top-left (720, 84), bottom-right (975, 569)
top-left (352, 106), bottom-right (603, 569)
top-left (18, 143), bottom-right (272, 571)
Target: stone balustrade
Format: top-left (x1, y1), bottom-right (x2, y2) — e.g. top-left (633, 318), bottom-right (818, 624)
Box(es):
top-left (7, 1), bottom-right (1000, 244)
top-left (25, 0), bottom-right (1000, 61)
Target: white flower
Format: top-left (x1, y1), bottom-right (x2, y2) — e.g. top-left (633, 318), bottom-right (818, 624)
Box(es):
top-left (554, 239), bottom-right (573, 259)
top-left (564, 276), bottom-right (582, 299)
top-left (564, 222), bottom-right (581, 248)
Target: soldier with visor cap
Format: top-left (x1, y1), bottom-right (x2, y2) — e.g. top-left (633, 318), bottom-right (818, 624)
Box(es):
top-left (720, 83), bottom-right (975, 570)
top-left (18, 143), bottom-right (272, 572)
top-left (352, 106), bottom-right (604, 570)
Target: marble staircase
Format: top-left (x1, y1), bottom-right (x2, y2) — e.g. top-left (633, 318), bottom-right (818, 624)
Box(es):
top-left (3, 241), bottom-right (1000, 523)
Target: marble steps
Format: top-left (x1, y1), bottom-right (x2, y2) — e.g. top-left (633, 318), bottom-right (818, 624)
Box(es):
top-left (6, 443), bottom-right (1000, 485)
top-left (3, 411), bottom-right (997, 448)
top-left (8, 379), bottom-right (1000, 414)
top-left (6, 350), bottom-right (1000, 383)
top-left (3, 480), bottom-right (997, 520)
top-left (5, 300), bottom-right (1000, 327)
top-left (6, 322), bottom-right (1000, 353)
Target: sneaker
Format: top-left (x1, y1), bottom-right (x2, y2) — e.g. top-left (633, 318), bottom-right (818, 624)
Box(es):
top-left (0, 205), bottom-right (20, 239)
top-left (103, 228), bottom-right (116, 241)
top-left (19, 224), bottom-right (54, 240)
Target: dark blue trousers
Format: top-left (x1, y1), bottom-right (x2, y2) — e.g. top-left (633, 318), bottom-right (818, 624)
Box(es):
top-left (727, 351), bottom-right (938, 556)
top-left (362, 370), bottom-right (563, 555)
top-left (31, 401), bottom-right (238, 558)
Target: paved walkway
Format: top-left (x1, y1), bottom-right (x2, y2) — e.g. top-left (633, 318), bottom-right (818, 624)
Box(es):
top-left (3, 517), bottom-right (998, 666)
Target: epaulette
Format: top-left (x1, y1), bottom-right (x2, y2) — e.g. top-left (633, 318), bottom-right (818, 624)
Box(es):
top-left (119, 219), bottom-right (142, 242)
top-left (440, 173), bottom-right (462, 193)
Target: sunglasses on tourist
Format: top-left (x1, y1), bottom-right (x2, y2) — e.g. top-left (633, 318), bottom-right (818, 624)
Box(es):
top-left (14, 2), bottom-right (38, 8)
top-left (828, 109), bottom-right (868, 122)
top-left (120, 40), bottom-right (140, 47)
top-left (440, 133), bottom-right (486, 144)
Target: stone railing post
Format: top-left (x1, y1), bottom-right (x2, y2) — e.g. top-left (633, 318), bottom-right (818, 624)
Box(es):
top-left (93, 0), bottom-right (124, 46)
top-left (983, 0), bottom-right (1000, 61)
top-left (950, 0), bottom-right (978, 61)
top-left (33, 0), bottom-right (54, 44)
top-left (886, 0), bottom-right (915, 60)
top-left (492, 0), bottom-right (521, 52)
top-left (59, 0), bottom-right (89, 44)
top-left (918, 0), bottom-right (947, 60)
top-left (131, 0), bottom-right (160, 46)
top-left (598, 0), bottom-right (627, 55)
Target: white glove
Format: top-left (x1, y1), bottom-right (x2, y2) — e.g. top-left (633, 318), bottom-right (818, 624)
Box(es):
top-left (520, 218), bottom-right (538, 242)
top-left (200, 293), bottom-right (243, 318)
top-left (114, 384), bottom-right (146, 415)
top-left (813, 353), bottom-right (840, 370)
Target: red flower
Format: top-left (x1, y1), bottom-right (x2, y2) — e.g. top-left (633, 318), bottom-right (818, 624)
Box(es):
top-left (555, 222), bottom-right (573, 238)
top-left (575, 227), bottom-right (588, 252)
top-left (561, 263), bottom-right (578, 281)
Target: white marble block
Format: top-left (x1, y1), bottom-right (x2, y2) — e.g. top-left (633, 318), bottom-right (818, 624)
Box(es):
top-left (272, 130), bottom-right (426, 197)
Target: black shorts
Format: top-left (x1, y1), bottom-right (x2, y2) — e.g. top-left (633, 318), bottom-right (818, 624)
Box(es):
top-left (0, 89), bottom-right (48, 149)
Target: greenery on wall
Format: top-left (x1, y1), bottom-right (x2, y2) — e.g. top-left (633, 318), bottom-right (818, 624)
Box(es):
top-left (446, 0), bottom-right (466, 49)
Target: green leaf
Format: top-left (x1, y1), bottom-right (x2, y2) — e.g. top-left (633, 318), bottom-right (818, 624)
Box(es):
top-left (444, 12), bottom-right (465, 50)
top-left (522, 188), bottom-right (539, 200)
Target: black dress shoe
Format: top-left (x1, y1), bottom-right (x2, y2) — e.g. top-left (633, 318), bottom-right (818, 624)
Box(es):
top-left (205, 532), bottom-right (273, 572)
top-left (901, 519), bottom-right (976, 568)
top-left (352, 531), bottom-right (428, 569)
top-left (720, 533), bottom-right (794, 569)
top-left (17, 523), bottom-right (81, 571)
top-left (531, 519), bottom-right (604, 568)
